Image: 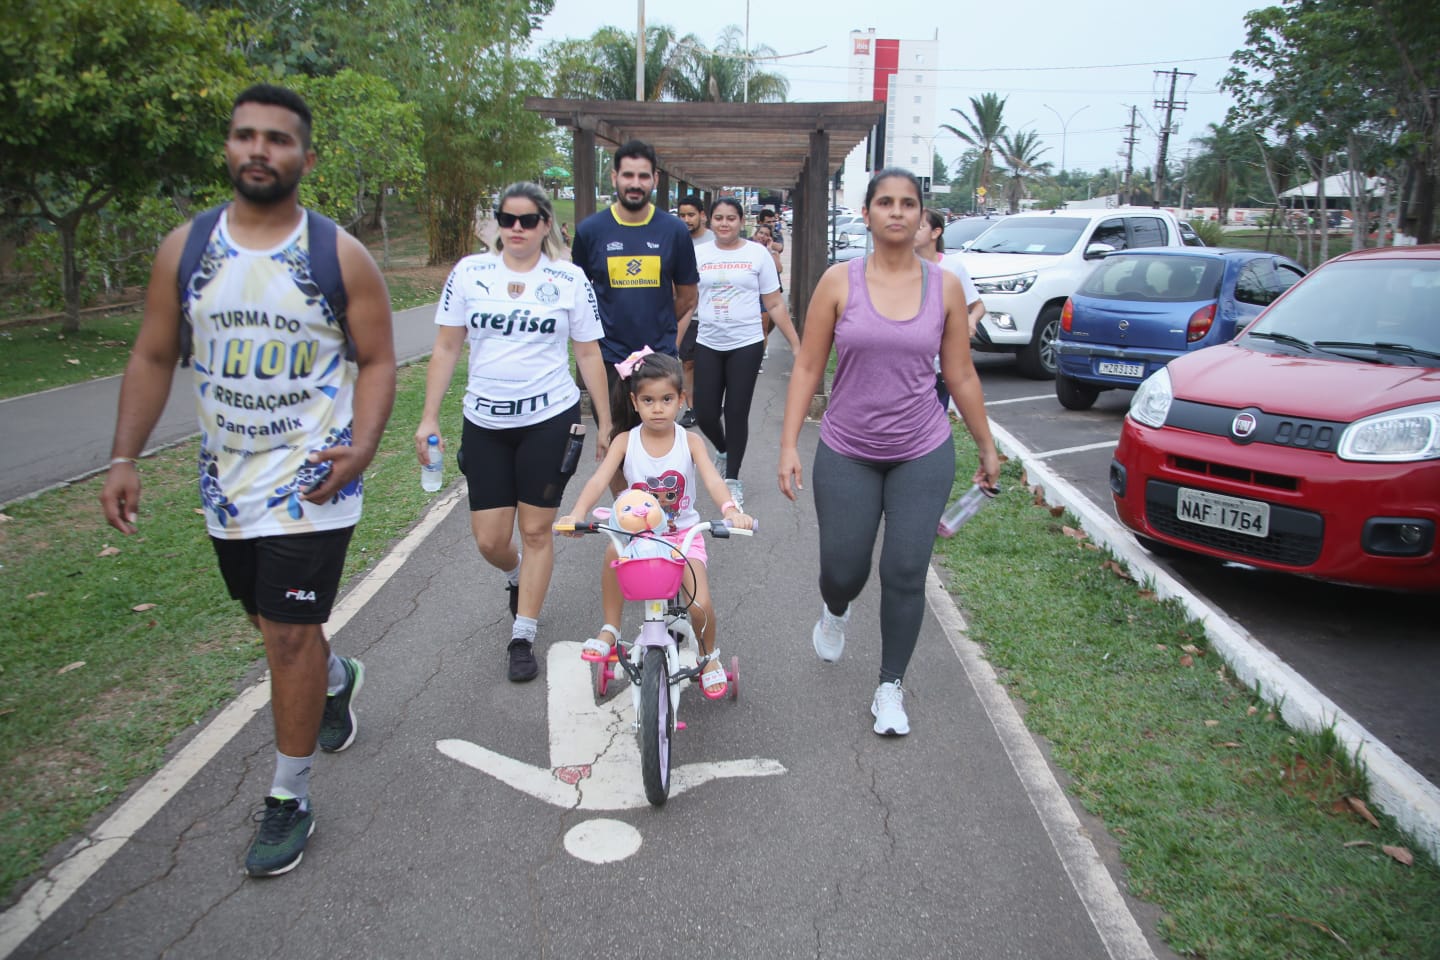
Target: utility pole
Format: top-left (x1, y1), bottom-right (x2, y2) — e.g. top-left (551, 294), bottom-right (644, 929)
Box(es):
top-left (635, 0), bottom-right (645, 101)
top-left (1152, 68), bottom-right (1194, 207)
top-left (1121, 104), bottom-right (1139, 206)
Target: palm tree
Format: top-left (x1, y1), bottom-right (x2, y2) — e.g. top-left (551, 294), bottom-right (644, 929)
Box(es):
top-left (669, 25), bottom-right (789, 103)
top-left (545, 25), bottom-right (698, 101)
top-left (998, 129), bottom-right (1051, 213)
top-left (942, 93), bottom-right (1008, 203)
top-left (1191, 123), bottom-right (1259, 223)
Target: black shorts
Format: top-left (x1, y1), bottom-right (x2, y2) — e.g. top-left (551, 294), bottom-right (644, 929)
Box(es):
top-left (679, 317), bottom-right (699, 361)
top-left (458, 403), bottom-right (582, 511)
top-left (211, 527), bottom-right (354, 624)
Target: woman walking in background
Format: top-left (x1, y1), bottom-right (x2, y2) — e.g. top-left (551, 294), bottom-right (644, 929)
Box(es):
top-left (416, 182), bottom-right (612, 682)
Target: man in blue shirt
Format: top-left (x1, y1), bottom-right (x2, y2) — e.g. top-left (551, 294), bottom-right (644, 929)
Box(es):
top-left (570, 140), bottom-right (699, 441)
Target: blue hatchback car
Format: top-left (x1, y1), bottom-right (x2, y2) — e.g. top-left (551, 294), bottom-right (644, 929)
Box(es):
top-left (1053, 248), bottom-right (1306, 410)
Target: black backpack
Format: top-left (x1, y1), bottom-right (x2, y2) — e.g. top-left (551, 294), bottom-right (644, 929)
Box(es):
top-left (175, 204), bottom-right (352, 366)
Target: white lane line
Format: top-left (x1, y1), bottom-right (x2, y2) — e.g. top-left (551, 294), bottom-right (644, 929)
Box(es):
top-left (928, 570), bottom-right (1158, 960)
top-left (986, 393), bottom-right (1055, 406)
top-left (986, 420), bottom-right (1440, 863)
top-left (1033, 439), bottom-right (1119, 459)
top-left (0, 486), bottom-right (468, 959)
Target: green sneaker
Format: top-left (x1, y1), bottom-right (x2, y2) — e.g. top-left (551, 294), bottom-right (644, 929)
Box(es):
top-left (318, 657), bottom-right (364, 753)
top-left (245, 796), bottom-right (315, 877)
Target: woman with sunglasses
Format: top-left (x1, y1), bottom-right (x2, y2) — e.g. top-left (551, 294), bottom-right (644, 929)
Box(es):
top-left (690, 198), bottom-right (801, 509)
top-left (417, 182), bottom-right (612, 683)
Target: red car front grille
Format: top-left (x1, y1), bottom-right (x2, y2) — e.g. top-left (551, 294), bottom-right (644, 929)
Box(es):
top-left (1170, 456), bottom-right (1299, 492)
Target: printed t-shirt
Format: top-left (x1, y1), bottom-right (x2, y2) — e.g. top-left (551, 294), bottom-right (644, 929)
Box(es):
top-left (694, 241), bottom-right (780, 352)
top-left (186, 210), bottom-right (360, 539)
top-left (570, 205), bottom-right (699, 363)
top-left (623, 423), bottom-right (701, 535)
top-left (434, 253), bottom-right (603, 429)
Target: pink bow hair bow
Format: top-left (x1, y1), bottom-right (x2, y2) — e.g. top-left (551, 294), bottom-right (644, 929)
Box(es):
top-left (614, 346), bottom-right (654, 379)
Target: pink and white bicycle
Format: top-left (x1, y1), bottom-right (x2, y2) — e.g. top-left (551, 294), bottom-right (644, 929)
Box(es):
top-left (553, 514), bottom-right (752, 806)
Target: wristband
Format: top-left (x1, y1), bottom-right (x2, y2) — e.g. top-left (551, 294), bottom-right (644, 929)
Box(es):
top-left (109, 457), bottom-right (139, 468)
top-left (720, 500), bottom-right (737, 515)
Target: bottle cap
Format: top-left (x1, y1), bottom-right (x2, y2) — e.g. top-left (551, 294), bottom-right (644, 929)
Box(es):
top-left (427, 434), bottom-right (439, 444)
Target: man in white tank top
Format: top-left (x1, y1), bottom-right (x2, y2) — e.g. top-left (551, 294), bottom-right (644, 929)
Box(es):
top-left (101, 84), bottom-right (396, 878)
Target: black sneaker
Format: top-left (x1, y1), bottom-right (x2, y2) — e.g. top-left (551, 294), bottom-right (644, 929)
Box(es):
top-left (678, 408), bottom-right (697, 428)
top-left (318, 657), bottom-right (364, 753)
top-left (507, 638), bottom-right (538, 682)
top-left (505, 582), bottom-right (519, 619)
top-left (245, 796), bottom-right (315, 877)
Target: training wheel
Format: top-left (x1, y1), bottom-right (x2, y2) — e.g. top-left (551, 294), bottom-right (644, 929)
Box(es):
top-left (594, 660), bottom-right (608, 697)
top-left (728, 655), bottom-right (739, 700)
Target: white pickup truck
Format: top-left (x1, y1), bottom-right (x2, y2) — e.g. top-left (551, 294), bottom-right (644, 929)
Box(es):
top-left (953, 207), bottom-right (1191, 378)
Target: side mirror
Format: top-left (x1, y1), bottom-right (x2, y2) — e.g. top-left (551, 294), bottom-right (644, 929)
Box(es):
top-left (1084, 242), bottom-right (1116, 260)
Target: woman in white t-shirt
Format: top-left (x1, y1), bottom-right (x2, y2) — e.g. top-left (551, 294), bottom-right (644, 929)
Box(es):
top-left (915, 207), bottom-right (986, 409)
top-left (416, 181), bottom-right (613, 682)
top-left (690, 198), bottom-right (801, 508)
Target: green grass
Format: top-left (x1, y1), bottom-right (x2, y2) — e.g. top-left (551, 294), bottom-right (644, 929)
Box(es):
top-left (934, 428), bottom-right (1440, 960)
top-left (0, 314), bottom-right (141, 399)
top-left (0, 362), bottom-right (466, 900)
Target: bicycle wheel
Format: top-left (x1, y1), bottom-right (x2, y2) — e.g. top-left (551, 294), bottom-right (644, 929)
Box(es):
top-left (639, 646), bottom-right (672, 806)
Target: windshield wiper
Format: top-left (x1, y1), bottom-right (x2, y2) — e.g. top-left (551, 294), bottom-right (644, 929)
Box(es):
top-left (1313, 340), bottom-right (1440, 364)
top-left (1246, 330), bottom-right (1313, 353)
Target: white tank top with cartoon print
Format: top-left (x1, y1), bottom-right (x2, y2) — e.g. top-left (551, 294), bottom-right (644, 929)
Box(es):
top-left (623, 423), bottom-right (700, 534)
top-left (186, 210), bottom-right (360, 539)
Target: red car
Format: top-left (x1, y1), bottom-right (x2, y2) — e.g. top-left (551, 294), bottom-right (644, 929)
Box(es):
top-left (1111, 244), bottom-right (1440, 592)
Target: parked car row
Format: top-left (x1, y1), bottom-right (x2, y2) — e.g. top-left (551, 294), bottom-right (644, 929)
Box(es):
top-left (1105, 245), bottom-right (1439, 592)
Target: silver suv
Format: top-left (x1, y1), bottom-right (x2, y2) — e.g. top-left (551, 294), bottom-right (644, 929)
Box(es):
top-left (954, 207), bottom-right (1187, 378)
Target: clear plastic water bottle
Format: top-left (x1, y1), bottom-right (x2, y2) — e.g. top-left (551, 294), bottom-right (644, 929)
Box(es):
top-left (421, 434), bottom-right (443, 492)
top-left (938, 484), bottom-right (999, 537)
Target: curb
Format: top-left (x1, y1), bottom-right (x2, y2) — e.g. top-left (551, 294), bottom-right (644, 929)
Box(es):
top-left (987, 419), bottom-right (1440, 863)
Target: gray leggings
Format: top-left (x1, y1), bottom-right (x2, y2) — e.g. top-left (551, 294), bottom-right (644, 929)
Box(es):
top-left (812, 438), bottom-right (955, 684)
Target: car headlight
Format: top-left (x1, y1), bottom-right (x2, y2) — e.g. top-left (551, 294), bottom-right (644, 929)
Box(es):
top-left (974, 271), bottom-right (1037, 295)
top-left (1337, 402), bottom-right (1440, 462)
top-left (1128, 367), bottom-right (1173, 428)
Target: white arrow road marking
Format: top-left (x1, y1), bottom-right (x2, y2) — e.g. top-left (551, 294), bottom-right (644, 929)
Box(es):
top-left (437, 641), bottom-right (785, 810)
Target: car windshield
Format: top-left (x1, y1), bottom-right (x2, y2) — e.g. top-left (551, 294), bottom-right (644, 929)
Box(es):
top-left (943, 217), bottom-right (1000, 249)
top-left (1247, 258), bottom-right (1440, 363)
top-left (968, 217), bottom-right (1088, 255)
top-left (1079, 255), bottom-right (1224, 302)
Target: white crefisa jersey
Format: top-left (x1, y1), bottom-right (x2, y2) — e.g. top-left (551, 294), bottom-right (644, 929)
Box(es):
top-left (434, 252), bottom-right (603, 429)
top-left (185, 211), bottom-right (360, 539)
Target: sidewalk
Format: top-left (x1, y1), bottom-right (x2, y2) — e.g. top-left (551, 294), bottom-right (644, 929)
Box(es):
top-left (1, 342), bottom-right (1175, 960)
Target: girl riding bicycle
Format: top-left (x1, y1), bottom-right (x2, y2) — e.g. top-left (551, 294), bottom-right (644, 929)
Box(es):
top-left (559, 350), bottom-right (753, 699)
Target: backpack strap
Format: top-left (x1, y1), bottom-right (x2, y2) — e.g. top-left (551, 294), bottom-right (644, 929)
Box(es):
top-left (174, 204), bottom-right (354, 366)
top-left (175, 204), bottom-right (227, 368)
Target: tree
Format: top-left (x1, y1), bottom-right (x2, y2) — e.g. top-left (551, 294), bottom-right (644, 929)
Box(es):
top-left (942, 93), bottom-right (1008, 202)
top-left (997, 130), bottom-right (1051, 214)
top-left (544, 24), bottom-right (696, 102)
top-left (932, 152), bottom-right (950, 187)
top-left (327, 0), bottom-right (555, 263)
top-left (0, 0), bottom-right (243, 331)
top-left (1190, 123), bottom-right (1260, 224)
top-left (289, 70), bottom-right (424, 263)
top-left (669, 25), bottom-right (789, 103)
top-left (1224, 0), bottom-right (1440, 243)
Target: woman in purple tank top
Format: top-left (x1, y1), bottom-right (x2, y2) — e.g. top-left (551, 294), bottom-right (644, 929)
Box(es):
top-left (778, 168), bottom-right (1000, 737)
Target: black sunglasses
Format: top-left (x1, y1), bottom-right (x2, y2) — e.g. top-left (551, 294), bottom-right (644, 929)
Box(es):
top-left (495, 211), bottom-right (545, 230)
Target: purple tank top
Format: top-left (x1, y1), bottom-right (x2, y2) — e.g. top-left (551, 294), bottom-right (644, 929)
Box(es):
top-left (819, 256), bottom-right (952, 462)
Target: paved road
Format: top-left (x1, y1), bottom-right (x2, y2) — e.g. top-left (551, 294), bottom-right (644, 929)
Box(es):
top-left (0, 304), bottom-right (440, 508)
top-left (3, 348), bottom-right (1176, 960)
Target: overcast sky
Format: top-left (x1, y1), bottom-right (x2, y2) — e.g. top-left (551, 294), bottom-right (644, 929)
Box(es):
top-left (531, 0), bottom-right (1269, 177)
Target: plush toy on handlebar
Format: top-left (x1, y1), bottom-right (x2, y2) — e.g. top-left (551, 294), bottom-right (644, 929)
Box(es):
top-left (612, 488), bottom-right (676, 561)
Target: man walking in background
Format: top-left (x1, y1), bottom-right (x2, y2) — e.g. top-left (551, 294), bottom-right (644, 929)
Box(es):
top-left (101, 84), bottom-right (396, 878)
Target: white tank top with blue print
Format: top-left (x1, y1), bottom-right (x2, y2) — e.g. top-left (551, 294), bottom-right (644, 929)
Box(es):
top-left (185, 210), bottom-right (360, 539)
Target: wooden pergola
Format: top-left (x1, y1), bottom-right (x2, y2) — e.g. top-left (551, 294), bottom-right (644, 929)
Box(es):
top-left (525, 98), bottom-right (885, 325)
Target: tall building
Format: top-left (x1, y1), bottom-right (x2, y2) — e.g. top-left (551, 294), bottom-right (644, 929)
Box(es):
top-left (840, 28), bottom-right (940, 211)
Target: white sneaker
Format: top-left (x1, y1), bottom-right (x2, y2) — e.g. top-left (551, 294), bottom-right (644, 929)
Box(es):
top-left (725, 478), bottom-right (744, 511)
top-left (714, 451), bottom-right (727, 475)
top-left (811, 603), bottom-right (849, 662)
top-left (871, 681), bottom-right (910, 736)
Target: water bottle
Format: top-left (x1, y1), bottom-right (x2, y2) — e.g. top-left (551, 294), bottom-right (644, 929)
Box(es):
top-left (937, 484), bottom-right (999, 538)
top-left (421, 434), bottom-right (443, 492)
